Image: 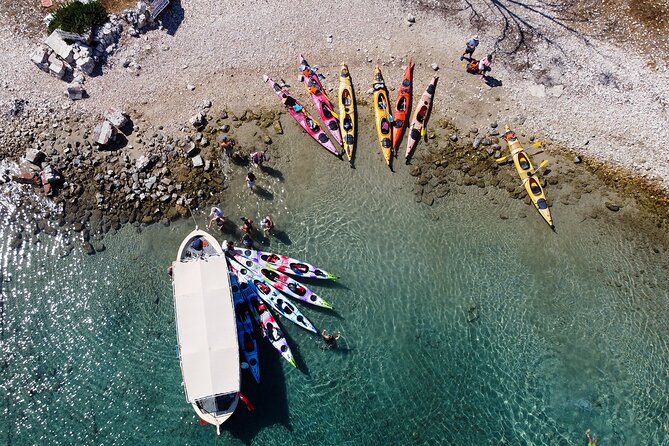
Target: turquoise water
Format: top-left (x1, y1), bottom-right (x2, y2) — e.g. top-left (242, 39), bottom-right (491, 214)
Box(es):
top-left (2, 116), bottom-right (669, 445)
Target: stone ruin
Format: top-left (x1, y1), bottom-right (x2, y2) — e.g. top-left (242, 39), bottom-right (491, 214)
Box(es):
top-left (30, 1), bottom-right (167, 100)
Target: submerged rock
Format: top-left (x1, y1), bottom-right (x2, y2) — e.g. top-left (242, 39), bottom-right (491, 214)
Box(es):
top-left (605, 202), bottom-right (621, 212)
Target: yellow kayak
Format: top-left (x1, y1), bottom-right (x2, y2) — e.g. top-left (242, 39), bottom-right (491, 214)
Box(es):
top-left (338, 63), bottom-right (356, 166)
top-left (372, 65), bottom-right (393, 169)
top-left (503, 126), bottom-right (554, 229)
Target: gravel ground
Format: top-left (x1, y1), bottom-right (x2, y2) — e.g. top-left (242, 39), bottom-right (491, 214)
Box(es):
top-left (0, 0), bottom-right (668, 188)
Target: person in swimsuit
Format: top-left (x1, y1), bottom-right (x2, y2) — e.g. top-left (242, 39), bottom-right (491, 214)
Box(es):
top-left (246, 171), bottom-right (256, 190)
top-left (240, 233), bottom-right (253, 248)
top-left (261, 215), bottom-right (274, 236)
top-left (240, 217), bottom-right (254, 234)
top-left (321, 329), bottom-right (341, 345)
top-left (207, 206), bottom-right (225, 230)
top-left (586, 429), bottom-right (598, 446)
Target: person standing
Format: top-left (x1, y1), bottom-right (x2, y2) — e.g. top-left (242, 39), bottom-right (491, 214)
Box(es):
top-left (220, 136), bottom-right (235, 157)
top-left (246, 171), bottom-right (256, 190)
top-left (250, 151), bottom-right (267, 167)
top-left (478, 54), bottom-right (493, 78)
top-left (261, 215), bottom-right (274, 236)
top-left (461, 35), bottom-right (479, 61)
top-left (240, 217), bottom-right (254, 234)
top-left (207, 206), bottom-right (225, 231)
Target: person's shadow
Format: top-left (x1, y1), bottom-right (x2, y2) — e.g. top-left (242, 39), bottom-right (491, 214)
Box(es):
top-left (260, 165), bottom-right (284, 181)
top-left (254, 186), bottom-right (274, 201)
top-left (161, 0), bottom-right (184, 36)
top-left (484, 76), bottom-right (503, 88)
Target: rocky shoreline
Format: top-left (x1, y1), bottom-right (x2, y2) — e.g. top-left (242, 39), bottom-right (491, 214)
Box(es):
top-left (2, 94), bottom-right (668, 258)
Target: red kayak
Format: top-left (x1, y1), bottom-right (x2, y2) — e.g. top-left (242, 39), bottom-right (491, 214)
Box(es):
top-left (299, 55), bottom-right (343, 146)
top-left (266, 77), bottom-right (340, 158)
top-left (392, 58), bottom-right (414, 155)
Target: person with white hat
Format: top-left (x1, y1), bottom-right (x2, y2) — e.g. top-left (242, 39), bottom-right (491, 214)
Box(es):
top-left (461, 35), bottom-right (480, 61)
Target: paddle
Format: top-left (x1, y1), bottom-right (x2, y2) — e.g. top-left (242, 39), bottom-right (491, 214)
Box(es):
top-left (496, 150), bottom-right (544, 163)
top-left (520, 160), bottom-right (550, 185)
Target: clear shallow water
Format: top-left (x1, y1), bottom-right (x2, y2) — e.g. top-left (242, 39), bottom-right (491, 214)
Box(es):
top-left (2, 116), bottom-right (669, 445)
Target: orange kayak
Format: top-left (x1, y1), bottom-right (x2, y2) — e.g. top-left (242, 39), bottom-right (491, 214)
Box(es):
top-left (391, 58), bottom-right (413, 155)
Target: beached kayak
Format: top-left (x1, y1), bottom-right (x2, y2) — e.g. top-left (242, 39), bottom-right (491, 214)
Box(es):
top-left (299, 55), bottom-right (343, 146)
top-left (229, 272), bottom-right (260, 383)
top-left (228, 257), bottom-right (317, 334)
top-left (503, 127), bottom-right (554, 229)
top-left (231, 253), bottom-right (333, 309)
top-left (233, 247), bottom-right (336, 280)
top-left (239, 279), bottom-right (296, 367)
top-left (266, 76), bottom-right (340, 158)
top-left (405, 76), bottom-right (438, 164)
top-left (372, 65), bottom-right (393, 169)
top-left (338, 63), bottom-right (356, 165)
top-left (392, 58), bottom-right (414, 155)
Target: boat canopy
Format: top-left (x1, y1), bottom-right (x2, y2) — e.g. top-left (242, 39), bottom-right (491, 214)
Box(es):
top-left (173, 255), bottom-right (239, 403)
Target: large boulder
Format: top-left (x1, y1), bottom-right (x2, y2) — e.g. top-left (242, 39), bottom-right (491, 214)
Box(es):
top-left (75, 56), bottom-right (96, 75)
top-left (94, 120), bottom-right (117, 145)
top-left (30, 46), bottom-right (50, 72)
top-left (44, 30), bottom-right (74, 63)
top-left (104, 109), bottom-right (128, 128)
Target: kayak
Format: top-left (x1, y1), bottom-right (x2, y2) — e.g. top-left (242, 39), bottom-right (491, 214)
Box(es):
top-left (228, 257), bottom-right (317, 334)
top-left (233, 247), bottom-right (336, 280)
top-left (229, 271), bottom-right (260, 383)
top-left (239, 280), bottom-right (261, 327)
top-left (338, 63), bottom-right (356, 165)
top-left (299, 55), bottom-right (343, 146)
top-left (391, 58), bottom-right (414, 155)
top-left (405, 76), bottom-right (438, 164)
top-left (240, 279), bottom-right (296, 368)
top-left (372, 65), bottom-right (393, 169)
top-left (503, 127), bottom-right (554, 229)
top-left (266, 76), bottom-right (340, 158)
top-left (232, 254), bottom-right (333, 309)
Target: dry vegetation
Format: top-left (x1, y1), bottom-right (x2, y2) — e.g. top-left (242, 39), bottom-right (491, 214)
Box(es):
top-left (417, 0), bottom-right (669, 64)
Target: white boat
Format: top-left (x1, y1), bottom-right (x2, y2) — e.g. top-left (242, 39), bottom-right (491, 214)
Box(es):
top-left (171, 228), bottom-right (240, 434)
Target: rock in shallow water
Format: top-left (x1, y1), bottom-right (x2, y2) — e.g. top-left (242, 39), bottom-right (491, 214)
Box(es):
top-left (605, 202), bottom-right (621, 212)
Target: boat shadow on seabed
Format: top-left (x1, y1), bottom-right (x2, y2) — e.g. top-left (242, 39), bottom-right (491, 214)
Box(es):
top-left (226, 339), bottom-right (294, 443)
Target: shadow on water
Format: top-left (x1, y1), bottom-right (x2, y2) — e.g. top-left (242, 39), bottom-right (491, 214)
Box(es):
top-left (227, 341), bottom-right (292, 444)
top-left (281, 326), bottom-right (310, 375)
top-left (271, 230), bottom-right (291, 245)
top-left (161, 0), bottom-right (185, 36)
top-left (254, 186), bottom-right (274, 201)
top-left (260, 165), bottom-right (284, 181)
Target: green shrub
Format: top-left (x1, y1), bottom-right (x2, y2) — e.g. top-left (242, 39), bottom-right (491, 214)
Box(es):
top-left (48, 1), bottom-right (108, 34)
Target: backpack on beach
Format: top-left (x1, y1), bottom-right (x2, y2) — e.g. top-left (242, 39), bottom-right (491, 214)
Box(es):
top-left (466, 60), bottom-right (479, 74)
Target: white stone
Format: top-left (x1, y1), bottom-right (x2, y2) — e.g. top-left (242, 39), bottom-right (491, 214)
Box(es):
top-left (44, 30), bottom-right (74, 62)
top-left (94, 121), bottom-right (116, 145)
top-left (76, 56), bottom-right (96, 75)
top-left (104, 109), bottom-right (128, 127)
top-left (191, 155), bottom-right (204, 168)
top-left (49, 59), bottom-right (66, 79)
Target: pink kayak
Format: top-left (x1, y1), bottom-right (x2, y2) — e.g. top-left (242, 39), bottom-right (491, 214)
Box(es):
top-left (405, 76), bottom-right (438, 164)
top-left (299, 55), bottom-right (343, 146)
top-left (231, 253), bottom-right (333, 309)
top-left (266, 77), bottom-right (341, 158)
